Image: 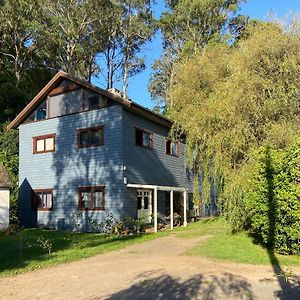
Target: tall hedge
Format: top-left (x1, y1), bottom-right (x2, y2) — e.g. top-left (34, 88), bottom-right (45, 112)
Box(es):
top-left (245, 141), bottom-right (300, 254)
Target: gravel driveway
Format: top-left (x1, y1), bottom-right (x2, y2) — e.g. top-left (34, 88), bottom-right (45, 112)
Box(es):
top-left (0, 235), bottom-right (299, 300)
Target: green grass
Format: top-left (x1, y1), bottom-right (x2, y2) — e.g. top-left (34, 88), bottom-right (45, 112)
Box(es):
top-left (1, 218), bottom-right (299, 276)
top-left (0, 229), bottom-right (166, 276)
top-left (183, 219), bottom-right (300, 266)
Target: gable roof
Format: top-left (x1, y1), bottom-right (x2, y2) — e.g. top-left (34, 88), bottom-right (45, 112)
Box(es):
top-left (0, 164), bottom-right (12, 188)
top-left (7, 71), bottom-right (172, 129)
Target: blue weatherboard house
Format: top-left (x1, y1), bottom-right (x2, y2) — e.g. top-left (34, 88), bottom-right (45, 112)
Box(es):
top-left (8, 71), bottom-right (197, 232)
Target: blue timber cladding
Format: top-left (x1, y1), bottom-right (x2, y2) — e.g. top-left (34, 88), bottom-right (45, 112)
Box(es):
top-left (18, 105), bottom-right (124, 229)
top-left (122, 108), bottom-right (191, 218)
top-left (122, 108), bottom-right (189, 187)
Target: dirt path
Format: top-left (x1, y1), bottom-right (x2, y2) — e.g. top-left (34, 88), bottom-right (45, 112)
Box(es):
top-left (0, 235), bottom-right (299, 300)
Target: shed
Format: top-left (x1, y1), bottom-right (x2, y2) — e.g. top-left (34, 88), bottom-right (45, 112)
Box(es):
top-left (0, 164), bottom-right (12, 229)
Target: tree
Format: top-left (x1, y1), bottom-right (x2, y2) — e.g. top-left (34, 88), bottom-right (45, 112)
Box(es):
top-left (149, 0), bottom-right (245, 110)
top-left (0, 0), bottom-right (42, 84)
top-left (99, 0), bottom-right (156, 96)
top-left (0, 122), bottom-right (19, 223)
top-left (168, 20), bottom-right (300, 224)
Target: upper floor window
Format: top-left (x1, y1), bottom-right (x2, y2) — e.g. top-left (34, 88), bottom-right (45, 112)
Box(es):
top-left (33, 134), bottom-right (55, 154)
top-left (77, 126), bottom-right (104, 148)
top-left (78, 186), bottom-right (105, 210)
top-left (165, 139), bottom-right (179, 157)
top-left (135, 128), bottom-right (153, 149)
top-left (32, 189), bottom-right (53, 211)
top-left (83, 94), bottom-right (107, 111)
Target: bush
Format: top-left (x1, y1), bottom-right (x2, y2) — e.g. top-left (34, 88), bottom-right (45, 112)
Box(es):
top-left (245, 142), bottom-right (300, 254)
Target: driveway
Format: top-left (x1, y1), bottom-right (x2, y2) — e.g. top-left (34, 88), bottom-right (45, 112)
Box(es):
top-left (0, 235), bottom-right (299, 299)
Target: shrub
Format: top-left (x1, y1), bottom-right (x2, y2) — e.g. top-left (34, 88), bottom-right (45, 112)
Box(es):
top-left (245, 142), bottom-right (300, 254)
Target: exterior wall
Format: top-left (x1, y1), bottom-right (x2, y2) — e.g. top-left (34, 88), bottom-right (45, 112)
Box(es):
top-left (49, 89), bottom-right (82, 118)
top-left (0, 188), bottom-right (9, 229)
top-left (122, 108), bottom-right (192, 218)
top-left (18, 105), bottom-right (124, 230)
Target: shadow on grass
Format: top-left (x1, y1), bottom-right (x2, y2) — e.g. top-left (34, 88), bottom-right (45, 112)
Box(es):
top-left (89, 272), bottom-right (255, 300)
top-left (0, 229), bottom-right (144, 275)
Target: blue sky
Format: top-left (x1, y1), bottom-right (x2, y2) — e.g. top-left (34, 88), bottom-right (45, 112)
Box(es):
top-left (95, 0), bottom-right (300, 109)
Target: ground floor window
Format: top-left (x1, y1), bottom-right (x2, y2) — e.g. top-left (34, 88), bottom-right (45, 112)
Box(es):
top-left (32, 189), bottom-right (53, 211)
top-left (78, 186), bottom-right (105, 210)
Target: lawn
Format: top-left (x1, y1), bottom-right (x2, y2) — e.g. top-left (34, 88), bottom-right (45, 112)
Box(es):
top-left (1, 218), bottom-right (299, 277)
top-left (173, 218), bottom-right (300, 266)
top-left (0, 229), bottom-right (166, 276)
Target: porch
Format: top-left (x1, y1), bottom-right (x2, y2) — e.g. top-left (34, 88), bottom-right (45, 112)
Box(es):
top-left (127, 183), bottom-right (188, 233)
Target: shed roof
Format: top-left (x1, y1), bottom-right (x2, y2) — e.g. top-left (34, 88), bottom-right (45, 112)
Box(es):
top-left (0, 164), bottom-right (12, 188)
top-left (7, 71), bottom-right (172, 130)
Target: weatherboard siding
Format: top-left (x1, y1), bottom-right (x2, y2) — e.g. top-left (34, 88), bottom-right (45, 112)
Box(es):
top-left (18, 105), bottom-right (124, 229)
top-left (122, 108), bottom-right (191, 218)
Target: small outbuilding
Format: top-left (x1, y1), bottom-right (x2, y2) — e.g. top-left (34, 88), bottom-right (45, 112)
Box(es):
top-left (0, 164), bottom-right (12, 229)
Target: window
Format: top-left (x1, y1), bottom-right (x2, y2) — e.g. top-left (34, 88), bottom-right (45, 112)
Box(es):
top-left (32, 189), bottom-right (53, 211)
top-left (82, 92), bottom-right (108, 111)
top-left (165, 139), bottom-right (179, 157)
top-left (33, 134), bottom-right (55, 154)
top-left (78, 186), bottom-right (105, 210)
top-left (135, 128), bottom-right (153, 149)
top-left (77, 126), bottom-right (104, 148)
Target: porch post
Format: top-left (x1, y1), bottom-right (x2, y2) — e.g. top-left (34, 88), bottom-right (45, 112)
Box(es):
top-left (154, 187), bottom-right (158, 233)
top-left (183, 189), bottom-right (187, 227)
top-left (170, 190), bottom-right (174, 230)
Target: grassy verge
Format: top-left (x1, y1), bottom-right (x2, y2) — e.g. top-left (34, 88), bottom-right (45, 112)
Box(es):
top-left (0, 229), bottom-right (166, 276)
top-left (180, 219), bottom-right (300, 266)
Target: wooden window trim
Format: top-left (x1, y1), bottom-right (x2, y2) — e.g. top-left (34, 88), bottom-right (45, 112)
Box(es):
top-left (78, 186), bottom-right (105, 211)
top-left (165, 138), bottom-right (179, 157)
top-left (32, 189), bottom-right (54, 211)
top-left (77, 126), bottom-right (104, 148)
top-left (32, 134), bottom-right (56, 154)
top-left (135, 127), bottom-right (153, 149)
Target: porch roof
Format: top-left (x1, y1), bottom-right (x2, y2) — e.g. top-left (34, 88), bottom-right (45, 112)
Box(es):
top-left (127, 183), bottom-right (187, 192)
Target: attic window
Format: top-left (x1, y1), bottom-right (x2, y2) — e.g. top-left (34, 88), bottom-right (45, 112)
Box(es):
top-left (83, 92), bottom-right (108, 111)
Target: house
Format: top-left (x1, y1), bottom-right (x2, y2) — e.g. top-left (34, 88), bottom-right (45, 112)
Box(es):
top-left (8, 71), bottom-right (196, 232)
top-left (0, 164), bottom-right (12, 229)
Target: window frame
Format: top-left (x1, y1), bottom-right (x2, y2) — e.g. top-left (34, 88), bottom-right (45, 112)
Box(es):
top-left (77, 126), bottom-right (104, 149)
top-left (78, 186), bottom-right (105, 211)
top-left (32, 189), bottom-right (54, 211)
top-left (135, 127), bottom-right (153, 149)
top-left (165, 138), bottom-right (179, 157)
top-left (32, 134), bottom-right (56, 154)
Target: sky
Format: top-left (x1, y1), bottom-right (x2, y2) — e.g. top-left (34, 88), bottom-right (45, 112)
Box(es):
top-left (95, 0), bottom-right (300, 110)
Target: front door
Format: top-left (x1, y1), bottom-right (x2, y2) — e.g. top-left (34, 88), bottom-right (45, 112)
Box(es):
top-left (137, 190), bottom-right (152, 223)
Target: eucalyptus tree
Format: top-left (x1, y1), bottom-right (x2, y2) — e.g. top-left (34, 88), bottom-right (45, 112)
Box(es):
top-left (0, 0), bottom-right (42, 84)
top-left (99, 0), bottom-right (156, 96)
top-left (149, 0), bottom-right (245, 110)
top-left (40, 0), bottom-right (112, 80)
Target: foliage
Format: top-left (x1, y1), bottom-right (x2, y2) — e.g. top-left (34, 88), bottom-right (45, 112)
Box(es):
top-left (168, 20), bottom-right (300, 235)
top-left (36, 236), bottom-right (53, 255)
top-left (0, 122), bottom-right (19, 223)
top-left (244, 143), bottom-right (300, 255)
top-left (149, 0), bottom-right (245, 109)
